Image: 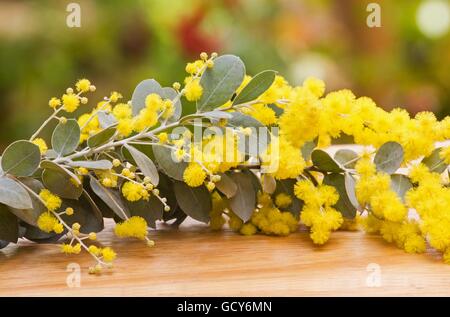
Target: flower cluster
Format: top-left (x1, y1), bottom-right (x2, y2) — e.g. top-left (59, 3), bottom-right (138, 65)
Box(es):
top-left (2, 52), bottom-right (450, 274)
top-left (244, 193), bottom-right (298, 236)
top-left (114, 216), bottom-right (149, 241)
top-left (294, 181), bottom-right (343, 244)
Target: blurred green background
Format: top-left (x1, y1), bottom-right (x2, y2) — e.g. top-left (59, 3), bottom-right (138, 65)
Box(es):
top-left (1, 0), bottom-right (450, 150)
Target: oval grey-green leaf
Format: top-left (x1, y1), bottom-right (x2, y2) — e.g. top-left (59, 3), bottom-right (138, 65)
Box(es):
top-left (374, 141), bottom-right (404, 174)
top-left (89, 176), bottom-right (130, 219)
top-left (334, 149), bottom-right (359, 169)
top-left (42, 169), bottom-right (83, 199)
top-left (0, 177), bottom-right (33, 209)
top-left (173, 181), bottom-right (211, 223)
top-left (232, 70), bottom-right (276, 105)
top-left (51, 119), bottom-right (81, 155)
top-left (215, 172), bottom-right (238, 198)
top-left (1, 140), bottom-right (41, 177)
top-left (87, 127), bottom-right (116, 148)
top-left (124, 144), bottom-right (159, 186)
top-left (152, 145), bottom-right (187, 181)
top-left (197, 55), bottom-right (245, 112)
top-left (0, 203), bottom-right (19, 243)
top-left (67, 160), bottom-right (113, 170)
top-left (323, 173), bottom-right (357, 219)
top-left (422, 147), bottom-right (447, 174)
top-left (228, 172), bottom-right (256, 222)
top-left (311, 149), bottom-right (343, 173)
top-left (390, 174), bottom-right (413, 202)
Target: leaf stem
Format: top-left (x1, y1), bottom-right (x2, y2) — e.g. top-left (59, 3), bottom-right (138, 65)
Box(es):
top-left (29, 107), bottom-right (63, 141)
top-left (16, 178), bottom-right (106, 266)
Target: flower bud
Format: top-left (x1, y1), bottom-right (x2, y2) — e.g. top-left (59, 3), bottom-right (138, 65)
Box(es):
top-left (112, 159), bottom-right (121, 167)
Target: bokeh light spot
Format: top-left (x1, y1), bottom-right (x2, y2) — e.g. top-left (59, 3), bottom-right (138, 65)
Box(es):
top-left (416, 0), bottom-right (450, 38)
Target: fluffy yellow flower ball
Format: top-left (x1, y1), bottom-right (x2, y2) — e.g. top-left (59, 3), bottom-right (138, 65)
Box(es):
top-left (114, 216), bottom-right (148, 240)
top-left (112, 103), bottom-right (132, 120)
top-left (37, 212), bottom-right (63, 234)
top-left (39, 189), bottom-right (62, 212)
top-left (183, 163), bottom-right (206, 187)
top-left (62, 93), bottom-right (80, 113)
top-left (61, 243), bottom-right (81, 254)
top-left (75, 79), bottom-right (91, 93)
top-left (122, 181), bottom-right (147, 202)
top-left (184, 79), bottom-right (203, 101)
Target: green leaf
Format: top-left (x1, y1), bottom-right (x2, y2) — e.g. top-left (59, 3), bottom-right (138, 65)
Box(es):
top-left (227, 111), bottom-right (264, 128)
top-left (163, 206), bottom-right (187, 225)
top-left (59, 192), bottom-right (104, 234)
top-left (422, 148), bottom-right (447, 174)
top-left (243, 169), bottom-right (262, 192)
top-left (160, 87), bottom-right (182, 123)
top-left (215, 172), bottom-right (238, 198)
top-left (132, 79), bottom-right (163, 116)
top-left (0, 177), bottom-right (33, 209)
top-left (300, 140), bottom-right (317, 161)
top-left (121, 143), bottom-right (154, 164)
top-left (40, 160), bottom-right (81, 185)
top-left (334, 149), bottom-right (359, 169)
top-left (97, 112), bottom-right (117, 128)
top-left (273, 178), bottom-right (303, 217)
top-left (0, 204), bottom-right (19, 243)
top-left (374, 141), bottom-right (403, 174)
top-left (344, 173), bottom-right (359, 210)
top-left (228, 172), bottom-right (256, 222)
top-left (44, 149), bottom-right (58, 159)
top-left (202, 110), bottom-right (233, 120)
top-left (232, 70), bottom-right (276, 105)
top-left (390, 174), bottom-right (412, 202)
top-left (157, 172), bottom-right (178, 210)
top-left (323, 173), bottom-right (357, 219)
top-left (197, 54), bottom-right (245, 111)
top-left (261, 174), bottom-right (276, 194)
top-left (42, 169), bottom-right (83, 199)
top-left (124, 144), bottom-right (159, 186)
top-left (80, 190), bottom-right (104, 230)
top-left (87, 127), bottom-right (116, 148)
top-left (51, 119), bottom-right (81, 155)
top-left (8, 178), bottom-right (46, 226)
top-left (21, 222), bottom-right (62, 243)
top-left (89, 176), bottom-right (130, 220)
top-left (267, 104), bottom-right (284, 116)
top-left (83, 180), bottom-right (116, 219)
top-left (311, 149), bottom-right (343, 173)
top-left (67, 160), bottom-right (113, 170)
top-left (1, 140), bottom-right (40, 177)
top-left (152, 145), bottom-right (187, 181)
top-left (173, 181), bottom-right (211, 223)
top-left (126, 196), bottom-right (164, 229)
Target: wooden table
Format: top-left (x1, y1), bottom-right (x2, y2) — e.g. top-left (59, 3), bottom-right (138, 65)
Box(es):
top-left (1, 218), bottom-right (449, 296)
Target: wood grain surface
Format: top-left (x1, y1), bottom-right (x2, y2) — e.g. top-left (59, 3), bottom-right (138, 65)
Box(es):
top-left (1, 218), bottom-right (449, 296)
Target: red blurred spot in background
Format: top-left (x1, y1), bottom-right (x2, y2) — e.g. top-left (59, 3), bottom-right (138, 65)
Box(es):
top-left (176, 5), bottom-right (221, 58)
